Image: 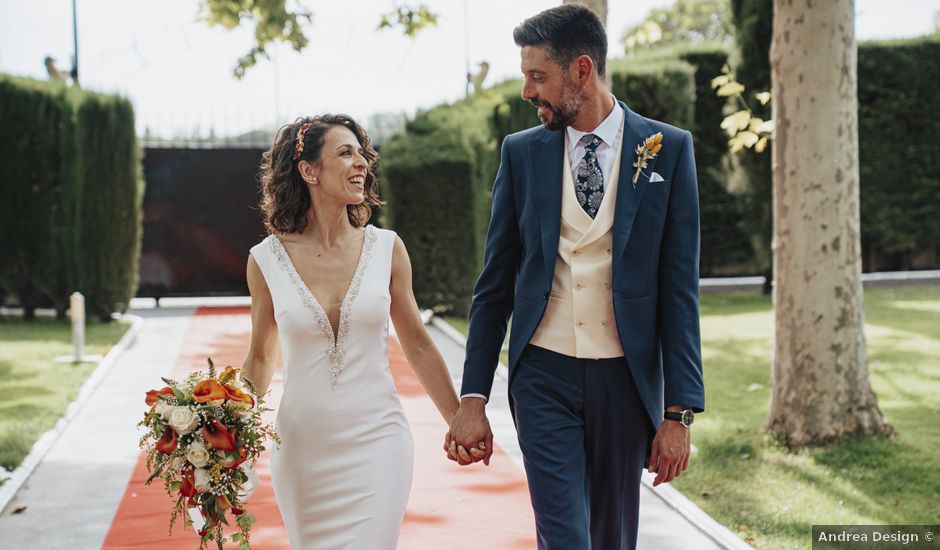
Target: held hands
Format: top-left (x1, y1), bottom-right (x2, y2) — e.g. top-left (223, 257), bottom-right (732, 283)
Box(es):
top-left (443, 397), bottom-right (494, 466)
top-left (647, 418), bottom-right (691, 486)
top-left (443, 435), bottom-right (487, 465)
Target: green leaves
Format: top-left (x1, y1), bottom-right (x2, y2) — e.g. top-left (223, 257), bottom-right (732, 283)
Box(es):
top-left (728, 130), bottom-right (759, 153)
top-left (231, 531), bottom-right (251, 550)
top-left (715, 81), bottom-right (745, 97)
top-left (712, 71), bottom-right (773, 154)
top-left (721, 110), bottom-right (751, 133)
top-left (171, 386), bottom-right (190, 404)
top-left (377, 5), bottom-right (439, 38)
top-left (201, 1), bottom-right (439, 79)
top-left (201, 0), bottom-right (312, 79)
top-left (237, 511), bottom-right (257, 531)
top-left (621, 0), bottom-right (734, 54)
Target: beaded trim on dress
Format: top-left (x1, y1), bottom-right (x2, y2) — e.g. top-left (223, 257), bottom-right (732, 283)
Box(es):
top-left (267, 225), bottom-right (377, 386)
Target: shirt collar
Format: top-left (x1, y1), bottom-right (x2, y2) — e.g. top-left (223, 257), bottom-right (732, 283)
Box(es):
top-left (566, 95), bottom-right (623, 150)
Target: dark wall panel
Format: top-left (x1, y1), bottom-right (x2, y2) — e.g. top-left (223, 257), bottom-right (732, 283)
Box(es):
top-left (139, 147), bottom-right (266, 297)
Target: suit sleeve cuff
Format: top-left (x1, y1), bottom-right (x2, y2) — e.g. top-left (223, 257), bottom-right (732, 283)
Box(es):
top-left (460, 393), bottom-right (488, 402)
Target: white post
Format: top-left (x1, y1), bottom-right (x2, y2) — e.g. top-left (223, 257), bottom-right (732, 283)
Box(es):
top-left (70, 292), bottom-right (85, 360)
top-left (54, 292), bottom-right (102, 364)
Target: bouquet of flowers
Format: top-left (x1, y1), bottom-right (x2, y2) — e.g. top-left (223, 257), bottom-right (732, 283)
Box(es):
top-left (138, 358), bottom-right (280, 550)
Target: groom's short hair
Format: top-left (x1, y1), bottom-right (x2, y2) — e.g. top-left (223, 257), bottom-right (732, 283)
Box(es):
top-left (513, 4), bottom-right (607, 79)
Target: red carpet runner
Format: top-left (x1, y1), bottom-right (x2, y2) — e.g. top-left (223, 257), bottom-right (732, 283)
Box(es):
top-left (101, 307), bottom-right (535, 549)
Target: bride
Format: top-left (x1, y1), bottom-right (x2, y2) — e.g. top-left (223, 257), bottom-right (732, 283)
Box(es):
top-left (241, 114), bottom-right (482, 549)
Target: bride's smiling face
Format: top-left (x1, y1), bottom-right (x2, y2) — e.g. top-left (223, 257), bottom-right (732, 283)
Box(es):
top-left (307, 126), bottom-right (369, 205)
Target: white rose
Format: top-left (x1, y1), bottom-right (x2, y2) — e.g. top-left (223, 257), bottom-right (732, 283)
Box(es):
top-left (168, 406), bottom-right (200, 435)
top-left (193, 468), bottom-right (211, 493)
top-left (155, 402), bottom-right (174, 421)
top-left (218, 452), bottom-right (237, 469)
top-left (171, 455), bottom-right (184, 471)
top-left (186, 441), bottom-right (211, 468)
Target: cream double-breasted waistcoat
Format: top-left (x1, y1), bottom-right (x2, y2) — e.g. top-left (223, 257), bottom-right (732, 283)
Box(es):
top-left (529, 123), bottom-right (625, 359)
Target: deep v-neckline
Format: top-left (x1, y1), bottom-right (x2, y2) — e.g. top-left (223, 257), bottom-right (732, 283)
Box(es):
top-left (270, 225), bottom-right (375, 344)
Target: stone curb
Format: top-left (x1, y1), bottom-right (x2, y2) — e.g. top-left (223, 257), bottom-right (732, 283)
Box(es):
top-left (0, 314), bottom-right (145, 514)
top-left (639, 472), bottom-right (754, 549)
top-left (700, 270), bottom-right (940, 293)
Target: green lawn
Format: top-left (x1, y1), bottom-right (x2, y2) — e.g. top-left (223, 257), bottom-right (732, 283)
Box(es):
top-left (447, 285), bottom-right (940, 549)
top-left (0, 317), bottom-right (130, 477)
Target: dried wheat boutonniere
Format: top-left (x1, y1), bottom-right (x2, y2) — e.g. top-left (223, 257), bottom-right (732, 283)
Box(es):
top-left (632, 132), bottom-right (663, 187)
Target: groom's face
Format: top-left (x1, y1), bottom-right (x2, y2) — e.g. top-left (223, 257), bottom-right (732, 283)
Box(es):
top-left (520, 45), bottom-right (583, 131)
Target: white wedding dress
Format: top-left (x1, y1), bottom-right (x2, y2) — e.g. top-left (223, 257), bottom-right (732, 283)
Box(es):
top-left (249, 225), bottom-right (414, 549)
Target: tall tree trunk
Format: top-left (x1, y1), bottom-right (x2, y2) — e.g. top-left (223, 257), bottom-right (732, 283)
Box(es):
top-left (768, 0), bottom-right (892, 447)
top-left (563, 0), bottom-right (607, 28)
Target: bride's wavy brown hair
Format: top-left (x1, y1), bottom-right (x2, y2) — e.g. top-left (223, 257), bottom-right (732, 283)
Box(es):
top-left (258, 114), bottom-right (383, 234)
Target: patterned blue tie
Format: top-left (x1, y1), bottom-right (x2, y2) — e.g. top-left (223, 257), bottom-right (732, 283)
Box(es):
top-left (575, 133), bottom-right (604, 218)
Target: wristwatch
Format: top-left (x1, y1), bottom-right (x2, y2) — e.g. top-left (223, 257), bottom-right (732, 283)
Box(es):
top-left (664, 409), bottom-right (694, 427)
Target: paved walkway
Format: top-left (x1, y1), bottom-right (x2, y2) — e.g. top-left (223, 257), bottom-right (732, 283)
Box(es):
top-left (0, 305), bottom-right (747, 549)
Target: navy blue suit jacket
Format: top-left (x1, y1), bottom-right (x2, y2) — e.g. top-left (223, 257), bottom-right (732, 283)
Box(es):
top-left (461, 101), bottom-right (705, 429)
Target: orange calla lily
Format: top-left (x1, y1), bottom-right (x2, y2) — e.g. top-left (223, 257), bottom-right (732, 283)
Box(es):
top-left (156, 428), bottom-right (178, 455)
top-left (193, 379), bottom-right (227, 404)
top-left (224, 383), bottom-right (255, 408)
top-left (202, 419), bottom-right (236, 451)
top-left (223, 446), bottom-right (249, 470)
top-left (179, 471), bottom-right (196, 498)
top-left (218, 366), bottom-right (238, 385)
top-left (216, 494), bottom-right (232, 510)
top-left (145, 386), bottom-right (174, 406)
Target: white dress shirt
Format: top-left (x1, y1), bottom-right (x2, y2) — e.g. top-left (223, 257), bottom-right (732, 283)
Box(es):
top-left (564, 95), bottom-right (625, 192)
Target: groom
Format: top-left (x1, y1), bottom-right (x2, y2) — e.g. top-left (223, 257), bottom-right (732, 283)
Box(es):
top-left (447, 5), bottom-right (705, 549)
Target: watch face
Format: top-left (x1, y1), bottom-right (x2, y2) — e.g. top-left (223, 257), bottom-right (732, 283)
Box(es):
top-left (681, 410), bottom-right (694, 426)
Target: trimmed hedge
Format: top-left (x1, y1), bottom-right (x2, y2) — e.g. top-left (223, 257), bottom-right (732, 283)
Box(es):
top-left (379, 81), bottom-right (524, 313)
top-left (0, 76), bottom-right (143, 320)
top-left (380, 130), bottom-right (480, 316)
top-left (407, 80), bottom-right (521, 264)
top-left (858, 36), bottom-right (940, 270)
top-left (76, 93), bottom-right (144, 320)
top-left (730, 0), bottom-right (774, 285)
top-left (609, 57), bottom-right (696, 128)
top-left (677, 46), bottom-right (755, 274)
top-left (0, 77), bottom-right (78, 317)
top-left (493, 56), bottom-right (697, 144)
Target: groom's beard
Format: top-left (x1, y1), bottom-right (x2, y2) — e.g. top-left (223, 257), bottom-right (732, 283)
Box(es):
top-left (530, 78), bottom-right (584, 131)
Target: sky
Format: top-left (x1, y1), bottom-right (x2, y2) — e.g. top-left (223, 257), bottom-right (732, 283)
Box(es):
top-left (1, 0), bottom-right (937, 139)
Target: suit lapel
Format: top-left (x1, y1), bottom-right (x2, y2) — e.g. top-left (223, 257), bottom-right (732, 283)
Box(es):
top-left (613, 103), bottom-right (658, 264)
top-left (529, 129), bottom-right (565, 276)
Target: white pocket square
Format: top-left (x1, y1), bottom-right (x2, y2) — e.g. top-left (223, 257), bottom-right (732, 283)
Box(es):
top-left (649, 172), bottom-right (665, 183)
